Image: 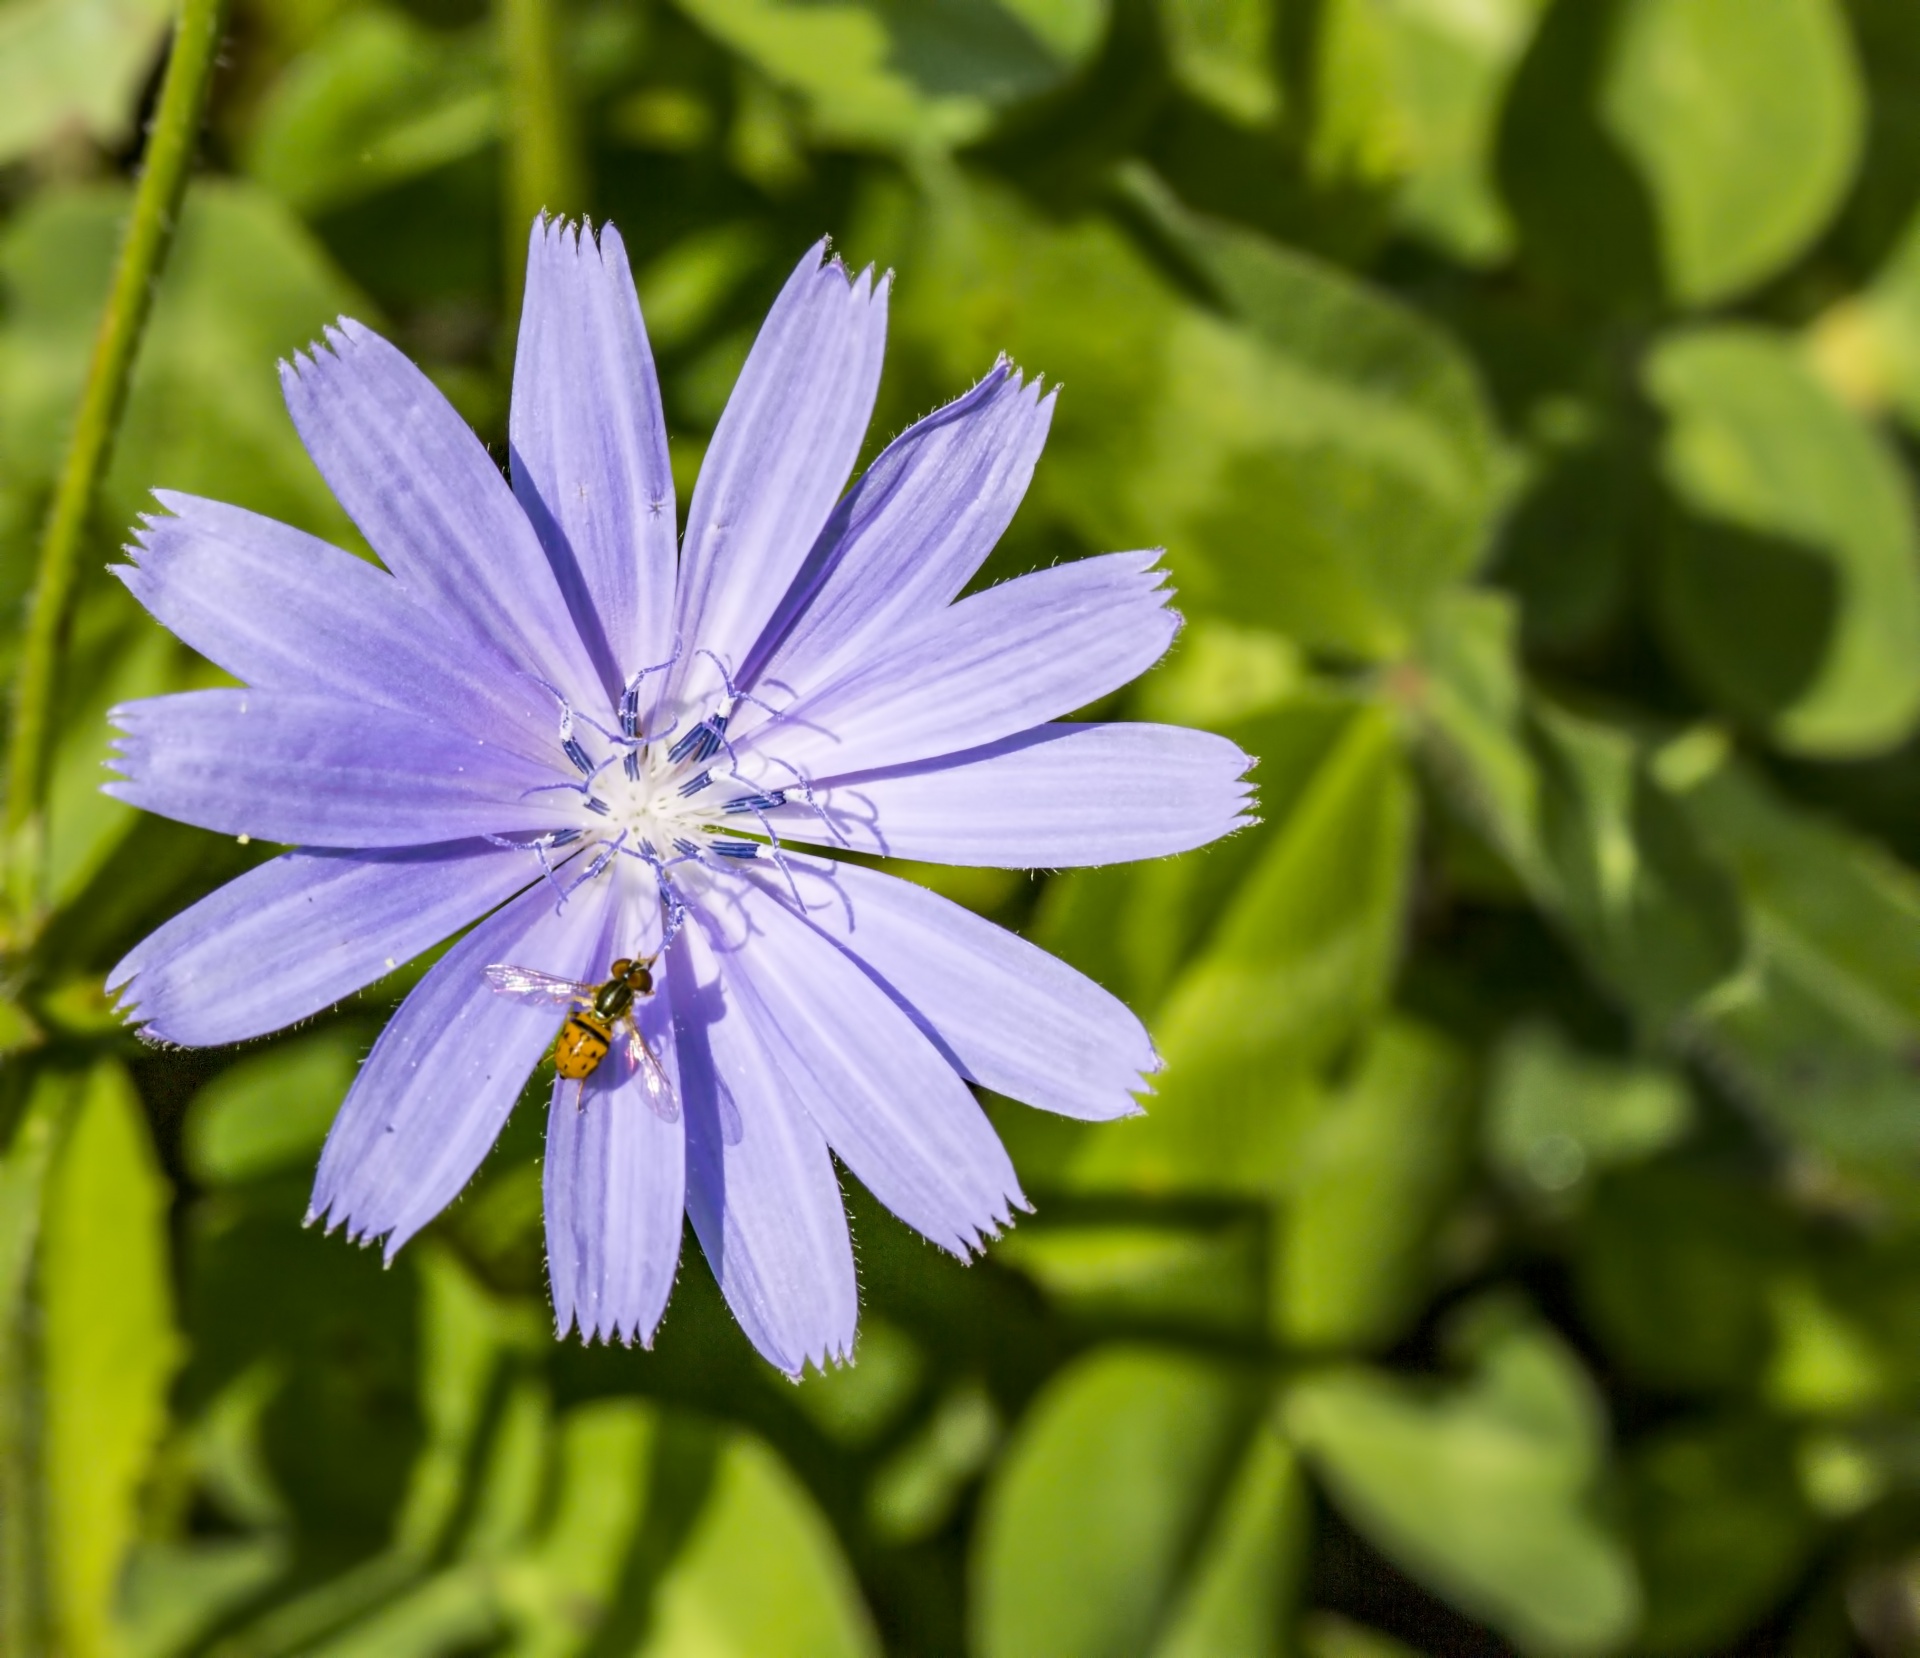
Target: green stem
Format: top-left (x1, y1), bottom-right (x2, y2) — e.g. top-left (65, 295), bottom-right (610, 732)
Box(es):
top-left (2, 0), bottom-right (231, 944)
top-left (499, 0), bottom-right (585, 316)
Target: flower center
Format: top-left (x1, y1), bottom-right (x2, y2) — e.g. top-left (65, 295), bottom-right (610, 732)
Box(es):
top-left (581, 729), bottom-right (776, 863)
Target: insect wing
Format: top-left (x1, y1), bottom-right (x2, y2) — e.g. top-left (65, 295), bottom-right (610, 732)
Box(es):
top-left (612, 1017), bottom-right (681, 1124)
top-left (484, 963), bottom-right (595, 1007)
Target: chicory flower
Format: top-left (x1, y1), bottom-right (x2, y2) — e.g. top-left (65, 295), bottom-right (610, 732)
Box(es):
top-left (105, 220), bottom-right (1253, 1375)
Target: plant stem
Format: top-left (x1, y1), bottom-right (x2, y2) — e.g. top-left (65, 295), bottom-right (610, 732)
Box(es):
top-left (499, 0), bottom-right (585, 315)
top-left (2, 0), bottom-right (231, 944)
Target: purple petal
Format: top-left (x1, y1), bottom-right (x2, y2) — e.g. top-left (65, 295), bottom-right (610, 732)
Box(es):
top-left (106, 689), bottom-right (573, 847)
top-left (744, 363), bottom-right (1054, 696)
top-left (108, 839), bottom-right (539, 1045)
top-left (669, 924), bottom-right (857, 1376)
top-left (117, 492), bottom-right (554, 758)
top-left (544, 879), bottom-right (686, 1346)
top-left (670, 244), bottom-right (888, 714)
top-left (511, 218), bottom-right (677, 698)
top-left (751, 550), bottom-right (1178, 778)
top-left (310, 870), bottom-right (616, 1258)
top-left (774, 856), bottom-right (1155, 1121)
top-left (720, 876), bottom-right (1025, 1257)
top-left (280, 318), bottom-right (606, 717)
top-left (767, 723), bottom-right (1256, 867)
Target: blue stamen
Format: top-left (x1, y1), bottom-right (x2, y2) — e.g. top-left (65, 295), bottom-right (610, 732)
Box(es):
top-left (563, 736), bottom-right (594, 775)
top-left (584, 797), bottom-right (612, 817)
top-left (668, 714), bottom-right (727, 766)
top-left (722, 791), bottom-right (787, 814)
top-left (678, 770), bottom-right (713, 799)
top-left (711, 839), bottom-right (760, 860)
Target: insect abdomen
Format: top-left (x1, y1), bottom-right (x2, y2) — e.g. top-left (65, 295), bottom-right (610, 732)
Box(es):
top-left (555, 1014), bottom-right (612, 1080)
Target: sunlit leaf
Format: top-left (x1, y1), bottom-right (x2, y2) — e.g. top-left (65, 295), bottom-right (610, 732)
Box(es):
top-left (1161, 0), bottom-right (1282, 128)
top-left (1600, 0), bottom-right (1864, 306)
top-left (1311, 0), bottom-right (1549, 263)
top-left (0, 0), bottom-right (172, 166)
top-left (41, 1062), bottom-right (181, 1658)
top-left (1528, 699), bottom-right (1745, 1028)
top-left (673, 0), bottom-right (1103, 153)
top-left (975, 1348), bottom-right (1296, 1658)
top-left (1647, 326), bottom-right (1920, 758)
top-left (994, 1216), bottom-right (1267, 1334)
top-left (184, 1030), bottom-right (360, 1186)
top-left (1665, 745), bottom-right (1920, 1181)
top-left (246, 6), bottom-right (502, 216)
top-left (628, 1419), bottom-right (880, 1656)
top-left (1273, 1018), bottom-right (1470, 1351)
top-left (1286, 1313), bottom-right (1640, 1654)
top-left (0, 180), bottom-right (372, 547)
top-left (45, 591), bottom-right (181, 910)
top-left (869, 1380), bottom-right (1001, 1543)
top-left (120, 1538), bottom-right (288, 1658)
top-left (1052, 703), bottom-right (1415, 1197)
top-left (1412, 595), bottom-right (1745, 1030)
top-left (1483, 1023), bottom-right (1692, 1200)
top-left (900, 170), bottom-right (1505, 659)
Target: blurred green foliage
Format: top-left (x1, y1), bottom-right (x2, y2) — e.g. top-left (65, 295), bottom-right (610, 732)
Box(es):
top-left (11, 0), bottom-right (1920, 1652)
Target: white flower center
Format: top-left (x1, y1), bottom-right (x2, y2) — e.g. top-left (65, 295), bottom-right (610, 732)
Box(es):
top-left (535, 692), bottom-right (789, 904)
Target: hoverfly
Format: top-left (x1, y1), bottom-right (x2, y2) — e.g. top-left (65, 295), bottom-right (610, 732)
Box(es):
top-left (483, 956), bottom-right (678, 1121)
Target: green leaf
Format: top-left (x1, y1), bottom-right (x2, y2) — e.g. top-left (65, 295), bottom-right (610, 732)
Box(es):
top-left (1575, 1164), bottom-right (1795, 1394)
top-left (784, 1315), bottom-right (925, 1447)
top-left (0, 179), bottom-right (373, 548)
top-left (0, 1066), bottom-right (66, 1353)
top-left (120, 1538), bottom-right (289, 1658)
top-left (246, 6), bottom-right (502, 216)
top-left (184, 1030), bottom-right (360, 1186)
top-left (1413, 595), bottom-right (1744, 1028)
top-left (1052, 702), bottom-right (1416, 1197)
top-left (1528, 699), bottom-right (1745, 1027)
top-left (1286, 1314), bottom-right (1640, 1654)
top-left (1301, 1614), bottom-right (1422, 1658)
top-left (900, 171), bottom-right (1505, 659)
top-left (974, 1347), bottom-right (1300, 1658)
top-left (1273, 1018), bottom-right (1471, 1351)
top-left (672, 0), bottom-right (1102, 153)
top-left (0, 1066), bottom-right (69, 1653)
top-left (0, 0), bottom-right (172, 166)
top-left (1310, 0), bottom-right (1550, 263)
top-left (1647, 326), bottom-right (1920, 757)
top-left (620, 1417), bottom-right (881, 1657)
top-left (1599, 0), bottom-right (1865, 306)
top-left (45, 591), bottom-right (181, 910)
top-left (994, 1215), bottom-right (1268, 1334)
top-left (1806, 204), bottom-right (1920, 432)
top-left (1152, 1423), bottom-right (1305, 1658)
top-left (1160, 0), bottom-right (1282, 128)
top-left (869, 1380), bottom-right (1001, 1543)
top-left (633, 222), bottom-right (772, 353)
top-left (1030, 676), bottom-right (1354, 1025)
top-left (41, 1061), bottom-right (181, 1658)
top-left (1412, 587), bottom-right (1539, 879)
top-left (1664, 747), bottom-right (1920, 1180)
top-left (1483, 1023), bottom-right (1692, 1200)
top-left (1623, 1415), bottom-right (1818, 1653)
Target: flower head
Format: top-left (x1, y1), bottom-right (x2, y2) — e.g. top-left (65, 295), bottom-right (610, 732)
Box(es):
top-left (105, 220), bottom-right (1253, 1375)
